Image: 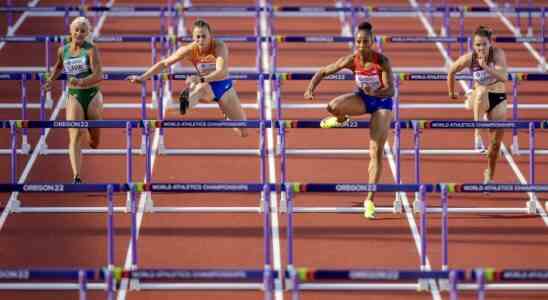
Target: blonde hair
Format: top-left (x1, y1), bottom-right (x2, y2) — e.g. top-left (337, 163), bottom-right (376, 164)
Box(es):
top-left (68, 17), bottom-right (93, 44)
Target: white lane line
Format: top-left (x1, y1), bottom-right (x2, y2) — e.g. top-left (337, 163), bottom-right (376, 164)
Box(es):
top-left (384, 144), bottom-right (443, 300)
top-left (411, 0), bottom-right (548, 276)
top-left (500, 144), bottom-right (548, 225)
top-left (407, 0), bottom-right (547, 228)
top-left (115, 122), bottom-right (163, 300)
top-left (0, 0), bottom-right (112, 229)
top-left (0, 92), bottom-right (65, 230)
top-left (0, 0), bottom-right (41, 51)
top-left (259, 1), bottom-right (283, 299)
top-left (483, 0), bottom-right (546, 68)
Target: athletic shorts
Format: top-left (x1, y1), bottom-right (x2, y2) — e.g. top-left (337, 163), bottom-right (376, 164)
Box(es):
top-left (209, 79), bottom-right (233, 102)
top-left (487, 92), bottom-right (507, 113)
top-left (354, 88), bottom-right (393, 114)
top-left (68, 86), bottom-right (99, 120)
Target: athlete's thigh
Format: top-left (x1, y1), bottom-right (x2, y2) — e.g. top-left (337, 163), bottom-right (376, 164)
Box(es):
top-left (369, 109), bottom-right (393, 142)
top-left (330, 93), bottom-right (367, 116)
top-left (218, 88), bottom-right (245, 120)
top-left (487, 99), bottom-right (507, 137)
top-left (66, 95), bottom-right (85, 137)
top-left (193, 82), bottom-right (215, 103)
top-left (86, 91), bottom-right (104, 120)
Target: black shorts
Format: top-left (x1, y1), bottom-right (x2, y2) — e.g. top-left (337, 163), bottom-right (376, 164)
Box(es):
top-left (487, 92), bottom-right (507, 113)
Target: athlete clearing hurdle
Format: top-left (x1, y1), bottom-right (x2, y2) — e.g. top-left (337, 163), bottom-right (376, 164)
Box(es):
top-left (448, 26), bottom-right (508, 184)
top-left (127, 19), bottom-right (248, 137)
top-left (304, 21), bottom-right (395, 219)
top-left (44, 16), bottom-right (104, 184)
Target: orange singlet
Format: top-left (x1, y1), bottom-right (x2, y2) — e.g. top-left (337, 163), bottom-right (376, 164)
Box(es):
top-left (188, 39), bottom-right (217, 76)
top-left (353, 51), bottom-right (384, 92)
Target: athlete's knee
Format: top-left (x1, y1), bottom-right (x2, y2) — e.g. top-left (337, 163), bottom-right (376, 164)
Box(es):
top-left (369, 142), bottom-right (384, 162)
top-left (474, 86), bottom-right (488, 100)
top-left (326, 102), bottom-right (341, 116)
top-left (488, 139), bottom-right (501, 157)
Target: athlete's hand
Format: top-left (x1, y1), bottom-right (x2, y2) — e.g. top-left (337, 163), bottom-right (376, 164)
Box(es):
top-left (186, 75), bottom-right (201, 85)
top-left (42, 80), bottom-right (53, 91)
top-left (304, 88), bottom-right (314, 100)
top-left (69, 77), bottom-right (83, 87)
top-left (126, 75), bottom-right (143, 84)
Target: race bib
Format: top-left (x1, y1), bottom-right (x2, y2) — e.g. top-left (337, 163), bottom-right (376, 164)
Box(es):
top-left (355, 74), bottom-right (381, 91)
top-left (196, 62), bottom-right (216, 74)
top-left (64, 56), bottom-right (89, 76)
top-left (473, 70), bottom-right (496, 86)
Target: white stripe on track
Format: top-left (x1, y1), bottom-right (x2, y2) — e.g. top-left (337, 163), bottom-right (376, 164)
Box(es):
top-left (0, 93), bottom-right (65, 230)
top-left (0, 0), bottom-right (113, 230)
top-left (384, 144), bottom-right (443, 300)
top-left (0, 0), bottom-right (41, 52)
top-left (259, 1), bottom-right (283, 299)
top-left (500, 144), bottom-right (548, 225)
top-left (483, 0), bottom-right (546, 68)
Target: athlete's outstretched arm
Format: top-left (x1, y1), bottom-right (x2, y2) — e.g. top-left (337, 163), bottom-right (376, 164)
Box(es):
top-left (447, 53), bottom-right (471, 99)
top-left (127, 45), bottom-right (191, 84)
top-left (304, 54), bottom-right (354, 100)
top-left (43, 47), bottom-right (65, 91)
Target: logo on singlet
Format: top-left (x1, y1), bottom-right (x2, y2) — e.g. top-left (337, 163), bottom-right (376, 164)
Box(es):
top-left (472, 68), bottom-right (496, 86)
top-left (196, 62), bottom-right (215, 74)
top-left (64, 56), bottom-right (89, 76)
top-left (355, 73), bottom-right (381, 91)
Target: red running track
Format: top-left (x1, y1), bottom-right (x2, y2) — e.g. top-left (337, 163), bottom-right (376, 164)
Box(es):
top-left (0, 0), bottom-right (547, 299)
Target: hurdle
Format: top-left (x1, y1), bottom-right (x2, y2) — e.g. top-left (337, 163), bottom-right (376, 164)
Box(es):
top-left (286, 267), bottom-right (466, 297)
top-left (0, 181), bottom-right (276, 298)
top-left (117, 182), bottom-right (274, 298)
top-left (410, 120), bottom-right (548, 214)
top-left (437, 183), bottom-right (548, 271)
top-left (0, 183), bottom-right (117, 297)
top-left (271, 70), bottom-right (548, 156)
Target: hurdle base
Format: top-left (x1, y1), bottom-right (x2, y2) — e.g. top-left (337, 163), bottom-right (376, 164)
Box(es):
top-left (0, 148), bottom-right (30, 155)
top-left (0, 282), bottom-right (107, 290)
top-left (423, 207), bottom-right (531, 214)
top-left (40, 148), bottom-right (143, 155)
top-left (159, 148), bottom-right (261, 156)
top-left (150, 207), bottom-right (262, 213)
top-left (457, 283), bottom-right (548, 291)
top-left (285, 149), bottom-right (490, 156)
top-left (137, 282), bottom-right (264, 290)
top-left (14, 206), bottom-right (129, 213)
top-left (292, 206), bottom-right (397, 214)
top-left (12, 206), bottom-right (262, 213)
top-left (296, 283), bottom-right (420, 290)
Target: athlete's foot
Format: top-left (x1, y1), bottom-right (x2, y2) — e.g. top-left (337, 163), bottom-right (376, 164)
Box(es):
top-left (73, 175), bottom-right (82, 184)
top-left (483, 168), bottom-right (494, 185)
top-left (178, 88), bottom-right (190, 115)
top-left (475, 135), bottom-right (486, 153)
top-left (320, 116), bottom-right (349, 128)
top-left (363, 199), bottom-right (376, 219)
